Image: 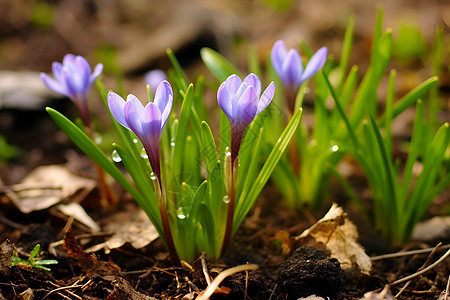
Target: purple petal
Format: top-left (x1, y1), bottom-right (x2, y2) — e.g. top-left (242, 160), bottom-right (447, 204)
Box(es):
top-left (243, 73), bottom-right (261, 97)
top-left (145, 70), bottom-right (167, 93)
top-left (271, 40), bottom-right (287, 77)
top-left (40, 73), bottom-right (68, 96)
top-left (75, 56), bottom-right (92, 91)
top-left (124, 94), bottom-right (145, 137)
top-left (51, 62), bottom-right (63, 82)
top-left (218, 81), bottom-right (232, 119)
top-left (90, 63), bottom-right (103, 85)
top-left (62, 54), bottom-right (76, 66)
top-left (142, 103), bottom-right (162, 142)
top-left (300, 47), bottom-right (328, 82)
top-left (256, 81), bottom-right (275, 115)
top-left (281, 49), bottom-right (303, 87)
top-left (154, 80), bottom-right (173, 128)
top-left (236, 86), bottom-right (258, 127)
top-left (107, 92), bottom-right (128, 129)
top-left (224, 74), bottom-right (242, 95)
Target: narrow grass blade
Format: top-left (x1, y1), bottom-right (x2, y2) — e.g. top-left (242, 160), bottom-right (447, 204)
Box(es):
top-left (200, 47), bottom-right (241, 82)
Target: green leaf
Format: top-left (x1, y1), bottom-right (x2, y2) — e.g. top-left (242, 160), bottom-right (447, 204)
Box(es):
top-left (233, 107), bottom-right (303, 234)
top-left (173, 84), bottom-right (194, 179)
top-left (201, 121), bottom-right (218, 177)
top-left (166, 48), bottom-right (188, 91)
top-left (46, 108), bottom-right (142, 201)
top-left (379, 76), bottom-right (438, 124)
top-left (200, 47), bottom-right (241, 82)
top-left (337, 15), bottom-right (355, 93)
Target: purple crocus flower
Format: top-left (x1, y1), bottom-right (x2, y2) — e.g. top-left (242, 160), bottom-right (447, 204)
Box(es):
top-left (218, 73), bottom-right (275, 162)
top-left (108, 81), bottom-right (173, 182)
top-left (271, 40), bottom-right (327, 111)
top-left (144, 70), bottom-right (167, 95)
top-left (41, 54), bottom-right (103, 127)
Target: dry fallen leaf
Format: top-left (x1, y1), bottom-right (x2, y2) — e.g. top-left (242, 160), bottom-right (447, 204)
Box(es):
top-left (296, 203), bottom-right (372, 274)
top-left (57, 202), bottom-right (100, 232)
top-left (361, 286), bottom-right (394, 300)
top-left (85, 208), bottom-right (159, 253)
top-left (7, 165), bottom-right (96, 213)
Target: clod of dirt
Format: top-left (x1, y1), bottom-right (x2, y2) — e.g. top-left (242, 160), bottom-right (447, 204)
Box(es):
top-left (0, 239), bottom-right (13, 277)
top-left (277, 246), bottom-right (343, 299)
top-left (17, 223), bottom-right (54, 252)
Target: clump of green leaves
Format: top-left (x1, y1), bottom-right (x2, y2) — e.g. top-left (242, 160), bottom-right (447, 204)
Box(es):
top-left (11, 244), bottom-right (58, 271)
top-left (46, 48), bottom-right (301, 264)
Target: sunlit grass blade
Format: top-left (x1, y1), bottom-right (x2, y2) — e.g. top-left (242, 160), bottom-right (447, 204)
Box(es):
top-left (337, 15), bottom-right (355, 93)
top-left (173, 84), bottom-right (194, 180)
top-left (406, 122), bottom-right (449, 229)
top-left (201, 121), bottom-right (218, 177)
top-left (379, 76), bottom-right (438, 123)
top-left (200, 47), bottom-right (241, 82)
top-left (399, 100), bottom-right (425, 201)
top-left (166, 48), bottom-right (188, 91)
top-left (384, 70), bottom-right (397, 159)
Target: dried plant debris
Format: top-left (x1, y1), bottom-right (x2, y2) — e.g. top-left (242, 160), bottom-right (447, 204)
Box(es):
top-left (361, 286), bottom-right (394, 299)
top-left (297, 203), bottom-right (372, 274)
top-left (63, 227), bottom-right (120, 278)
top-left (85, 208), bottom-right (159, 253)
top-left (6, 165), bottom-right (96, 213)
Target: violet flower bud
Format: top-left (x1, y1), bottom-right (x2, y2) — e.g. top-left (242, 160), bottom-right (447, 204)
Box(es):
top-left (144, 70), bottom-right (167, 95)
top-left (41, 54), bottom-right (103, 127)
top-left (108, 81), bottom-right (173, 182)
top-left (271, 40), bottom-right (327, 100)
top-left (217, 73), bottom-right (275, 162)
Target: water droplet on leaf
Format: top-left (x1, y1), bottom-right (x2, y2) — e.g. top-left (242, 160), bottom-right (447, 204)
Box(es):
top-left (111, 150), bottom-right (121, 162)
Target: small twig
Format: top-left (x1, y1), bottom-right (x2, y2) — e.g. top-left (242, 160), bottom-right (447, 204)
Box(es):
top-left (0, 213), bottom-right (26, 230)
top-left (371, 244), bottom-right (450, 261)
top-left (41, 284), bottom-right (83, 300)
top-left (268, 283), bottom-right (277, 300)
top-left (395, 243), bottom-right (442, 299)
top-left (185, 276), bottom-right (200, 292)
top-left (244, 269), bottom-right (249, 300)
top-left (444, 274), bottom-right (449, 300)
top-left (389, 248), bottom-right (450, 286)
top-left (201, 252), bottom-right (212, 285)
top-left (196, 263), bottom-right (258, 300)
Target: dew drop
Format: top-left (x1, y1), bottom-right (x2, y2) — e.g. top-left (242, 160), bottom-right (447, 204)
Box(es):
top-left (170, 139), bottom-right (176, 147)
top-left (133, 138), bottom-right (139, 144)
top-left (223, 195), bottom-right (230, 204)
top-left (93, 132), bottom-right (103, 145)
top-left (140, 148), bottom-right (148, 159)
top-left (111, 150), bottom-right (121, 162)
top-left (150, 172), bottom-right (157, 181)
top-left (331, 145), bottom-right (339, 152)
top-left (176, 207), bottom-right (186, 220)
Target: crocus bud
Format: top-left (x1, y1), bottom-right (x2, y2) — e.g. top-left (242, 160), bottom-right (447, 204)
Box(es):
top-left (271, 40), bottom-right (327, 112)
top-left (217, 73), bottom-right (275, 162)
top-left (41, 54), bottom-right (103, 126)
top-left (108, 81), bottom-right (173, 182)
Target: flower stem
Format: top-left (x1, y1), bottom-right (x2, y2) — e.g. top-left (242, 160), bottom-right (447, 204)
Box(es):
top-left (85, 125), bottom-right (118, 209)
top-left (221, 155), bottom-right (236, 256)
top-left (156, 179), bottom-right (180, 266)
